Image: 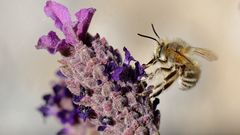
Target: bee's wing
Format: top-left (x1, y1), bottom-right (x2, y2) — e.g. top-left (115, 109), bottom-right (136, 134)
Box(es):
top-left (168, 49), bottom-right (195, 65)
top-left (190, 47), bottom-right (218, 61)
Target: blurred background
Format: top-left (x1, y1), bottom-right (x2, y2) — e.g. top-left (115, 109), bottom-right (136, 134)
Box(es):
top-left (0, 0), bottom-right (240, 135)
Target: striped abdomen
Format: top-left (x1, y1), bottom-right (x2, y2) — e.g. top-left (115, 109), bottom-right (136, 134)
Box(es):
top-left (178, 66), bottom-right (201, 90)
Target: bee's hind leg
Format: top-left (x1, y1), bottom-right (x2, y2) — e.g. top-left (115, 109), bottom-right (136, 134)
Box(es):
top-left (146, 65), bottom-right (173, 80)
top-left (139, 66), bottom-right (175, 97)
top-left (149, 69), bottom-right (179, 98)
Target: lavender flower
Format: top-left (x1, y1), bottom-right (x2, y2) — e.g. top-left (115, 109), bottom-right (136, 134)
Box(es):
top-left (59, 36), bottom-right (160, 135)
top-left (37, 1), bottom-right (160, 135)
top-left (38, 74), bottom-right (99, 135)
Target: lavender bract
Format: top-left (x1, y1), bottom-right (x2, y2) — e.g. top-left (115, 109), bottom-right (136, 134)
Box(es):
top-left (37, 1), bottom-right (160, 135)
top-left (36, 0), bottom-right (95, 54)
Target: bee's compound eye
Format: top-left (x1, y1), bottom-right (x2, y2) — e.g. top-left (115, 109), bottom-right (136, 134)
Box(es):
top-left (158, 49), bottom-right (162, 58)
top-left (159, 46), bottom-right (167, 61)
top-left (154, 46), bottom-right (160, 57)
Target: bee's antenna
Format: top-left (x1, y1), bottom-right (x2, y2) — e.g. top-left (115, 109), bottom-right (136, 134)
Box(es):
top-left (151, 24), bottom-right (160, 39)
top-left (137, 33), bottom-right (160, 45)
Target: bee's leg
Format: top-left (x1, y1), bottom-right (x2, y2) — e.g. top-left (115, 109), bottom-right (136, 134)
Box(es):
top-left (139, 66), bottom-right (174, 97)
top-left (149, 69), bottom-right (179, 98)
top-left (147, 65), bottom-right (173, 80)
top-left (154, 66), bottom-right (173, 74)
top-left (143, 57), bottom-right (157, 69)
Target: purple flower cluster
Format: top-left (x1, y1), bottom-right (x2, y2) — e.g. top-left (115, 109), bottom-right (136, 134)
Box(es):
top-left (37, 1), bottom-right (160, 135)
top-left (38, 73), bottom-right (99, 135)
top-left (109, 47), bottom-right (145, 82)
top-left (59, 34), bottom-right (160, 135)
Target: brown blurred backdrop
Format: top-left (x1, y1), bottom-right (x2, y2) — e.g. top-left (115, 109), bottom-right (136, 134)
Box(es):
top-left (0, 0), bottom-right (240, 135)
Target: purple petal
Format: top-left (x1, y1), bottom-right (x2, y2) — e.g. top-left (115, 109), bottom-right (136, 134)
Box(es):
top-left (57, 110), bottom-right (70, 124)
top-left (72, 95), bottom-right (82, 103)
top-left (77, 105), bottom-right (96, 121)
top-left (52, 84), bottom-right (63, 94)
top-left (75, 8), bottom-right (96, 39)
top-left (44, 0), bottom-right (72, 30)
top-left (97, 126), bottom-right (107, 131)
top-left (38, 106), bottom-right (51, 117)
top-left (57, 128), bottom-right (69, 135)
top-left (105, 61), bottom-right (117, 73)
top-left (56, 70), bottom-right (66, 78)
top-left (112, 67), bottom-right (124, 81)
top-left (123, 47), bottom-right (135, 65)
top-left (43, 94), bottom-right (53, 104)
top-left (62, 23), bottom-right (79, 44)
top-left (36, 31), bottom-right (60, 54)
top-left (135, 62), bottom-right (145, 80)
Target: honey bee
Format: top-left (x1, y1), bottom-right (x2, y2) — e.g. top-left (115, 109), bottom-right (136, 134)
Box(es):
top-left (138, 24), bottom-right (218, 98)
